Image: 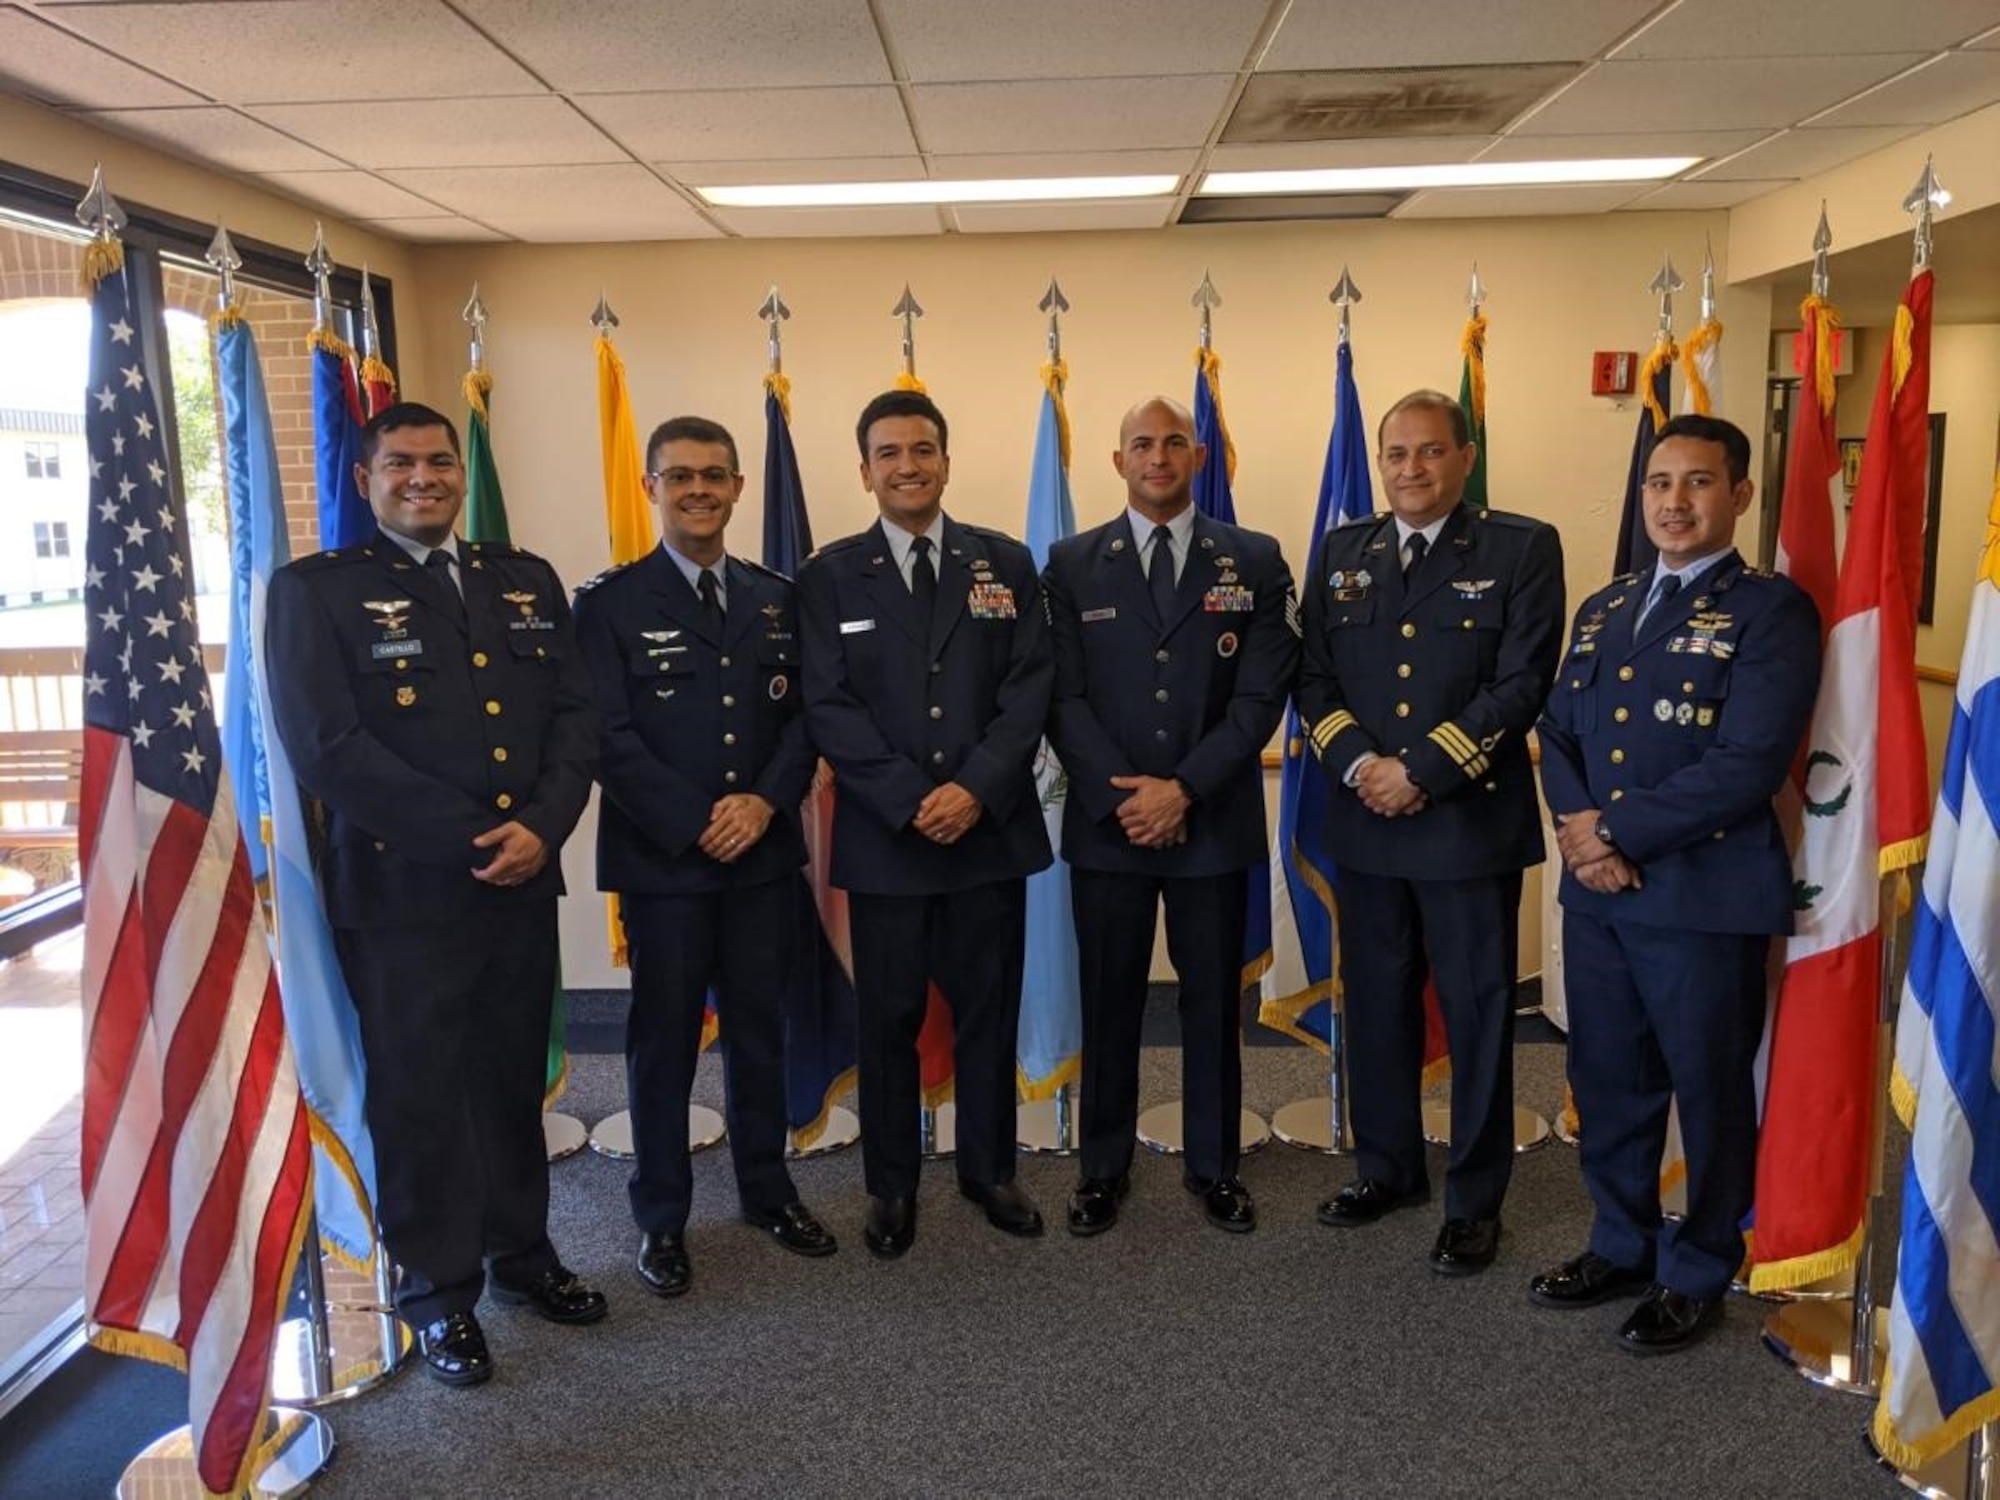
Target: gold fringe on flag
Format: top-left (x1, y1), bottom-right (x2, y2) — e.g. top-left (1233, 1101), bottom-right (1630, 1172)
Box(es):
top-left (1459, 311), bottom-right (1488, 427)
top-left (893, 371), bottom-right (928, 394)
top-left (358, 352), bottom-right (397, 397)
top-left (79, 235), bottom-right (124, 294)
top-left (1016, 1052), bottom-right (1080, 1105)
top-left (1679, 318), bottom-right (1724, 416)
top-left (308, 325), bottom-right (356, 361)
top-left (305, 1107), bottom-right (378, 1270)
top-left (793, 1065), bottom-right (861, 1147)
top-left (463, 367), bottom-right (493, 424)
top-left (764, 369), bottom-right (793, 425)
top-left (1195, 346), bottom-right (1239, 483)
top-left (1800, 294), bottom-right (1841, 417)
top-left (1041, 357), bottom-right (1071, 472)
top-left (1873, 1367), bottom-right (2000, 1473)
top-left (1747, 1217), bottom-right (1866, 1293)
top-left (210, 304), bottom-right (246, 332)
top-left (1639, 339), bottom-right (1678, 430)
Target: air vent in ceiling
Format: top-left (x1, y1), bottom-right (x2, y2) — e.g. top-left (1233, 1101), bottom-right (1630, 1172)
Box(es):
top-left (1178, 192), bottom-right (1407, 225)
top-left (1224, 64), bottom-right (1582, 142)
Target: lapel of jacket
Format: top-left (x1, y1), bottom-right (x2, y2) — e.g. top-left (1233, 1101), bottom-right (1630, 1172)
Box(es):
top-left (929, 515), bottom-right (976, 654)
top-left (1628, 550), bottom-right (1743, 657)
top-left (861, 520), bottom-right (927, 648)
top-left (1159, 509), bottom-right (1221, 641)
top-left (1095, 515), bottom-right (1156, 631)
top-left (721, 557), bottom-right (762, 650)
top-left (1397, 505), bottom-right (1474, 617)
top-left (643, 546), bottom-right (719, 646)
top-left (373, 528), bottom-right (467, 639)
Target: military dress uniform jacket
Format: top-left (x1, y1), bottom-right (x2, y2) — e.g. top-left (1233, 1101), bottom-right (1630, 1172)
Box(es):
top-left (797, 516), bottom-right (1053, 896)
top-left (1538, 550), bottom-right (1820, 936)
top-left (573, 549), bottom-right (813, 896)
top-left (1043, 512), bottom-right (1299, 876)
top-left (265, 530), bottom-right (597, 928)
top-left (1298, 504), bottom-right (1565, 880)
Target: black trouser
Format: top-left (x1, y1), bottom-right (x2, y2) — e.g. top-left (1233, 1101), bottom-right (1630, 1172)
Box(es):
top-left (1333, 869), bottom-right (1523, 1222)
top-left (1071, 866), bottom-right (1248, 1183)
top-left (847, 879), bottom-right (1026, 1199)
top-left (1564, 911), bottom-right (1769, 1300)
top-left (337, 903), bottom-right (558, 1326)
top-left (620, 879), bottom-right (800, 1235)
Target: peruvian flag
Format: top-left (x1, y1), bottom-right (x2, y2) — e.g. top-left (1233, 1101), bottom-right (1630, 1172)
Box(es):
top-left (1749, 271), bottom-right (1934, 1292)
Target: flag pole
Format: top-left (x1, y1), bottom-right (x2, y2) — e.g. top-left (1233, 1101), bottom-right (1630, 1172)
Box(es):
top-left (1770, 159), bottom-right (1946, 1406)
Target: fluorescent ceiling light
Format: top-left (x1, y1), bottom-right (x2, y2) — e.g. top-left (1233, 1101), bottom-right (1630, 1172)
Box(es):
top-left (1199, 158), bottom-right (1702, 195)
top-left (700, 175), bottom-right (1179, 209)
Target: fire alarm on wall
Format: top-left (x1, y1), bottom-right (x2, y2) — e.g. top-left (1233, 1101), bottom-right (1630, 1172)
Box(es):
top-left (1591, 351), bottom-right (1638, 396)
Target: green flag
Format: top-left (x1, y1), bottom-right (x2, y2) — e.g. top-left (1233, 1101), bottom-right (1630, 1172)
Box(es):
top-left (464, 371), bottom-right (570, 1106)
top-left (1457, 310), bottom-right (1489, 511)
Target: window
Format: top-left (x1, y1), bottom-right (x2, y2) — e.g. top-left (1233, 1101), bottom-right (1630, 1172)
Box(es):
top-left (23, 441), bottom-right (60, 480)
top-left (31, 521), bottom-right (69, 559)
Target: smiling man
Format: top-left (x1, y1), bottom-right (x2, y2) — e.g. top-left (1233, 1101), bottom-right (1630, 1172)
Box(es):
top-left (1298, 389), bottom-right (1564, 1277)
top-left (1534, 413), bottom-right (1819, 1354)
top-left (796, 389), bottom-right (1053, 1259)
top-left (572, 415), bottom-right (835, 1302)
top-left (265, 402), bottom-right (605, 1387)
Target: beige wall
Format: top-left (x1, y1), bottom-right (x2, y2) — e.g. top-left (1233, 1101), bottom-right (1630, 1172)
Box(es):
top-left (407, 211), bottom-right (1766, 986)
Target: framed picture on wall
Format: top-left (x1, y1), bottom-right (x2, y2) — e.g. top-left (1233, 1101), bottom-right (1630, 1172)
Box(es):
top-left (1840, 437), bottom-right (1865, 495)
top-left (1920, 412), bottom-right (1947, 626)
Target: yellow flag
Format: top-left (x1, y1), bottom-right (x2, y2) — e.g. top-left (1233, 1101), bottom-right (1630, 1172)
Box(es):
top-left (596, 332), bottom-right (652, 564)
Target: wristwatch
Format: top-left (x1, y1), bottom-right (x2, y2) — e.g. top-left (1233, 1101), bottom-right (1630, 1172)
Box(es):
top-left (1594, 820), bottom-right (1616, 848)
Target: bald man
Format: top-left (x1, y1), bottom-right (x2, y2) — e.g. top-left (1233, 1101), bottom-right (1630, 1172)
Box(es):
top-left (1041, 397), bottom-right (1300, 1236)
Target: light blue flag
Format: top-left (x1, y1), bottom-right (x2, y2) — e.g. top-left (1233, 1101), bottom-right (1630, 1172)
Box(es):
top-left (218, 315), bottom-right (378, 1267)
top-left (1259, 339), bottom-right (1372, 1046)
top-left (1191, 352), bottom-right (1273, 990)
top-left (1018, 378), bottom-right (1082, 1100)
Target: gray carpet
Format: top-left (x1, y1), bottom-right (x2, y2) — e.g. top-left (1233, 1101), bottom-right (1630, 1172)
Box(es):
top-left (296, 1040), bottom-right (1908, 1500)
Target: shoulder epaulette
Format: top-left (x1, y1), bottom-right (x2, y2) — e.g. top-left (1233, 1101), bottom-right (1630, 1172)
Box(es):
top-left (575, 559), bottom-right (636, 593)
top-left (1474, 508), bottom-right (1539, 530)
top-left (291, 544), bottom-right (378, 571)
top-left (1738, 565), bottom-right (1776, 580)
top-left (1335, 513), bottom-right (1382, 530)
top-left (805, 534), bottom-right (868, 563)
top-left (1610, 572), bottom-right (1642, 588)
top-left (736, 556), bottom-right (786, 580)
top-left (958, 522), bottom-right (1025, 548)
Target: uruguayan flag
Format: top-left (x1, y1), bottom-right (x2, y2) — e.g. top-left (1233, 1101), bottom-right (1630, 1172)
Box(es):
top-left (1874, 472), bottom-right (2000, 1468)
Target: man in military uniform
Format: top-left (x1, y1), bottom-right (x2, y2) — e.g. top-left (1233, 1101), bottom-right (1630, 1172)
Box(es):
top-left (797, 389), bottom-right (1053, 1258)
top-left (1300, 389), bottom-right (1564, 1275)
top-left (573, 415), bottom-right (835, 1299)
top-left (1043, 396), bottom-right (1299, 1236)
top-left (1533, 413), bottom-right (1819, 1354)
top-left (266, 402), bottom-right (605, 1387)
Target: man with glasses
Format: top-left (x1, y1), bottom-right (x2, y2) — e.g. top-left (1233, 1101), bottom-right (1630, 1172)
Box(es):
top-left (573, 415), bottom-right (835, 1300)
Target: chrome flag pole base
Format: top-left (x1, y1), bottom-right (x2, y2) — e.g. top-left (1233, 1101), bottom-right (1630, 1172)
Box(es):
top-left (788, 1105), bottom-right (860, 1160)
top-left (1867, 1419), bottom-right (1996, 1500)
top-left (1135, 1103), bottom-right (1271, 1157)
top-left (919, 1102), bottom-right (957, 1159)
top-left (1270, 1097), bottom-right (1353, 1155)
top-left (1761, 1298), bottom-right (1887, 1397)
top-left (118, 1409), bottom-right (333, 1499)
top-left (269, 1288), bottom-right (409, 1407)
top-left (1016, 1093), bottom-right (1078, 1155)
top-left (590, 1106), bottom-right (726, 1160)
top-left (543, 1111), bottom-right (588, 1162)
top-left (1421, 1102), bottom-right (1552, 1154)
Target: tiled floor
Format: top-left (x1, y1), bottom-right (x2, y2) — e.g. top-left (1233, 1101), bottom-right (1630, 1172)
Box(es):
top-left (0, 929), bottom-right (84, 1374)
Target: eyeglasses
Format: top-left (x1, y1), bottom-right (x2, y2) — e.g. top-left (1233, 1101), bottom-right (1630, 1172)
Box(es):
top-left (649, 466), bottom-right (738, 488)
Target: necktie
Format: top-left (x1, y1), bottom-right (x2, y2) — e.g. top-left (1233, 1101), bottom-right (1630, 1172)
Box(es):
top-left (1148, 523), bottom-right (1177, 620)
top-left (1403, 532), bottom-right (1429, 578)
top-left (1637, 570), bottom-right (1682, 635)
top-left (910, 534), bottom-right (937, 615)
top-left (425, 548), bottom-right (465, 624)
top-left (697, 566), bottom-right (723, 633)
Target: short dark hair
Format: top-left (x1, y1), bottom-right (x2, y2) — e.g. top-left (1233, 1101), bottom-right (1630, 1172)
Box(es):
top-left (645, 415), bottom-right (739, 474)
top-left (359, 402), bottom-right (459, 465)
top-left (1377, 389), bottom-right (1471, 450)
top-left (1651, 413), bottom-right (1751, 486)
top-left (855, 389), bottom-right (948, 459)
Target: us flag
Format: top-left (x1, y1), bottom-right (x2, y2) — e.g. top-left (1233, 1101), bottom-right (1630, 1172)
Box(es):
top-left (77, 237), bottom-right (311, 1498)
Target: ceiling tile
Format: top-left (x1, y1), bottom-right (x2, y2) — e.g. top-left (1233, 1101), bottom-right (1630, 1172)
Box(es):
top-left (1515, 55), bottom-right (1928, 133)
top-left (1692, 125), bottom-right (1922, 181)
top-left (76, 106), bottom-right (342, 171)
top-left (577, 87), bottom-right (914, 162)
top-left (474, 212), bottom-right (722, 242)
top-left (1615, 0), bottom-right (2000, 58)
top-left (379, 162), bottom-right (704, 227)
top-left (1620, 179), bottom-right (1792, 210)
top-left (40, 0), bottom-right (544, 103)
top-left (451, 0), bottom-right (892, 91)
top-left (360, 216), bottom-right (511, 244)
top-left (707, 205), bottom-right (944, 238)
top-left (1262, 1), bottom-right (1660, 68)
top-left (0, 8), bottom-right (202, 107)
top-left (878, 0), bottom-right (1268, 82)
top-left (911, 76), bottom-right (1234, 154)
top-left (1207, 136), bottom-right (1495, 170)
top-left (1390, 183), bottom-right (1650, 218)
top-left (1481, 129), bottom-right (1769, 162)
top-left (1803, 50), bottom-right (2000, 128)
top-left (947, 200), bottom-right (1175, 233)
top-left (927, 149), bottom-right (1197, 178)
top-left (249, 96), bottom-right (620, 169)
top-left (257, 170), bottom-right (450, 219)
top-left (668, 157), bottom-right (927, 188)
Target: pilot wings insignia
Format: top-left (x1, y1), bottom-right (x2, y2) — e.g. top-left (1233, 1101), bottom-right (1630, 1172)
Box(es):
top-left (363, 599), bottom-right (413, 631)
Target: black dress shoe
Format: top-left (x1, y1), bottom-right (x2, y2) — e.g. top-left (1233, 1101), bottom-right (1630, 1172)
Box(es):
top-left (863, 1195), bottom-right (917, 1260)
top-left (960, 1179), bottom-right (1045, 1237)
top-left (1617, 1284), bottom-right (1721, 1355)
top-left (414, 1311), bottom-right (492, 1387)
top-left (1528, 1251), bottom-right (1653, 1309)
top-left (1184, 1173), bottom-right (1256, 1234)
top-left (1429, 1218), bottom-right (1501, 1276)
top-left (490, 1265), bottom-right (609, 1324)
top-left (1316, 1178), bottom-right (1430, 1228)
top-left (747, 1202), bottom-right (838, 1258)
top-left (1067, 1175), bottom-right (1130, 1237)
top-left (635, 1232), bottom-right (691, 1298)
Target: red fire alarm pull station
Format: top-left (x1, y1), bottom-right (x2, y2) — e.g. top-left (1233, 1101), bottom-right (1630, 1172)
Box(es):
top-left (1591, 351), bottom-right (1638, 396)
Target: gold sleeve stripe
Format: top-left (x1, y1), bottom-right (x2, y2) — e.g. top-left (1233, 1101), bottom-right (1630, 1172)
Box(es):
top-left (1310, 711), bottom-right (1356, 751)
top-left (1431, 722), bottom-right (1480, 764)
